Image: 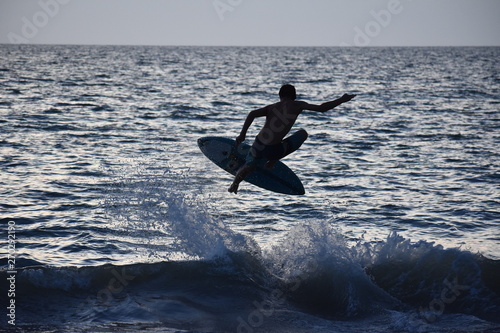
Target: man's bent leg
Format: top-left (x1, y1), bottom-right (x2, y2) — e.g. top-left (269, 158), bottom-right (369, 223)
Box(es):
top-left (264, 129), bottom-right (308, 169)
top-left (228, 164), bottom-right (256, 194)
top-left (281, 129), bottom-right (308, 159)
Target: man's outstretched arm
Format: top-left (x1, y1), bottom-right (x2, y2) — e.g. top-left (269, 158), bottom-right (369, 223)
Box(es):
top-left (300, 93), bottom-right (356, 113)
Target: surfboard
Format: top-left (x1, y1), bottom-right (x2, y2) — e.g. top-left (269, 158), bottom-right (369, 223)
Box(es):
top-left (198, 137), bottom-right (305, 195)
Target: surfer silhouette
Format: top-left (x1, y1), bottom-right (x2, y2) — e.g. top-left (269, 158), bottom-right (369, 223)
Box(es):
top-left (228, 84), bottom-right (355, 194)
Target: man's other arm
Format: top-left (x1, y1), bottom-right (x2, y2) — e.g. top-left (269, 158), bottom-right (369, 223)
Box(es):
top-left (299, 94), bottom-right (356, 113)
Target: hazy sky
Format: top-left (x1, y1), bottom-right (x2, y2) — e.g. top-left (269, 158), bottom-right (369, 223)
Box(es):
top-left (1, 0), bottom-right (499, 46)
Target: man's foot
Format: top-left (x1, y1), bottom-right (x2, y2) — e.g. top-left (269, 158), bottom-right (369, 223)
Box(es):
top-left (228, 182), bottom-right (239, 194)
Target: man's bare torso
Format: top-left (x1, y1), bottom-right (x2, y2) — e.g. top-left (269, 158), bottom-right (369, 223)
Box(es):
top-left (257, 100), bottom-right (304, 145)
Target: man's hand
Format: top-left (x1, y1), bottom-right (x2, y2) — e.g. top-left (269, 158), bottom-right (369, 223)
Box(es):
top-left (340, 93), bottom-right (356, 103)
top-left (235, 134), bottom-right (245, 146)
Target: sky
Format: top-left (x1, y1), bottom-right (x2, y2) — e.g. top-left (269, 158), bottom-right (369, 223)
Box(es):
top-left (1, 0), bottom-right (499, 46)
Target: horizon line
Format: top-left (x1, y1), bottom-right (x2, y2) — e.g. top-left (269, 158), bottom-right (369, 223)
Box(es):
top-left (2, 42), bottom-right (500, 48)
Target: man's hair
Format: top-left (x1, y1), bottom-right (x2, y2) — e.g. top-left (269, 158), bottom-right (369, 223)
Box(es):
top-left (279, 84), bottom-right (296, 100)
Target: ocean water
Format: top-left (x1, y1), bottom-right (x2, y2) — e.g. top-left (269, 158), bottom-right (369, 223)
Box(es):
top-left (0, 45), bottom-right (499, 332)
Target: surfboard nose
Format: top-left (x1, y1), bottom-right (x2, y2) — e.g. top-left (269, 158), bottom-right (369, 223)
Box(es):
top-left (197, 137), bottom-right (207, 147)
top-left (198, 136), bottom-right (217, 149)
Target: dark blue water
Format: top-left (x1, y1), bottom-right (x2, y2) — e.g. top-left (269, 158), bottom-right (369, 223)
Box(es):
top-left (1, 45), bottom-right (499, 332)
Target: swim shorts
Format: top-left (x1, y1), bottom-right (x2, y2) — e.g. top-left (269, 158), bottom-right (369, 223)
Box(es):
top-left (245, 129), bottom-right (308, 167)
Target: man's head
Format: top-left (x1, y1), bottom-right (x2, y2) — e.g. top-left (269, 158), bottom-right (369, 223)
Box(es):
top-left (279, 84), bottom-right (296, 101)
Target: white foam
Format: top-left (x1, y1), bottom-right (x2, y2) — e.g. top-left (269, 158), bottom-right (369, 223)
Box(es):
top-left (105, 166), bottom-right (260, 261)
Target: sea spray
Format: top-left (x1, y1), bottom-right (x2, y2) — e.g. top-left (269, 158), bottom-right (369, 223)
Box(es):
top-left (264, 221), bottom-right (400, 319)
top-left (354, 232), bottom-right (500, 322)
top-left (104, 165), bottom-right (261, 261)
